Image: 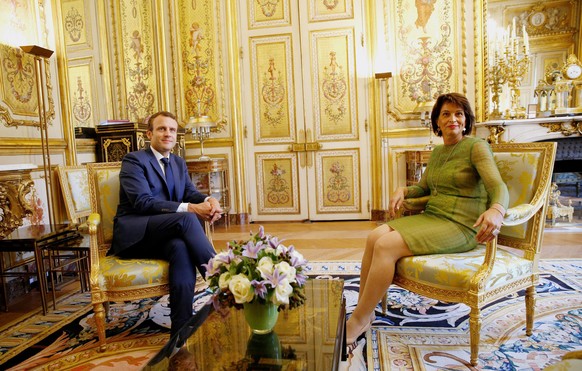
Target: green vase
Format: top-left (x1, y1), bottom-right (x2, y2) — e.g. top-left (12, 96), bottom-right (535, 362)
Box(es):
top-left (243, 301), bottom-right (279, 334)
top-left (246, 331), bottom-right (281, 363)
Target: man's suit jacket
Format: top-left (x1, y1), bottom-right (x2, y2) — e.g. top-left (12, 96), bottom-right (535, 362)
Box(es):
top-left (110, 148), bottom-right (207, 255)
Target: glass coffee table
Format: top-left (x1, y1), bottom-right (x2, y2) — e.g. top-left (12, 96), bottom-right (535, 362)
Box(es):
top-left (145, 279), bottom-right (346, 370)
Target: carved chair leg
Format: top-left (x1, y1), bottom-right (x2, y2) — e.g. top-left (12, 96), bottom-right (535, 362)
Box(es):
top-left (525, 286), bottom-right (535, 336)
top-left (381, 293), bottom-right (387, 315)
top-left (469, 306), bottom-right (482, 366)
top-left (93, 302), bottom-right (107, 352)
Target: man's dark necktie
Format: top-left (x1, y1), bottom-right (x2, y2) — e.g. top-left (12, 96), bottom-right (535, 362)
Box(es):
top-left (161, 157), bottom-right (175, 201)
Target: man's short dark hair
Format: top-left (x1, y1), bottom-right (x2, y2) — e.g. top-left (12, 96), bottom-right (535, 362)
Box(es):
top-left (145, 111), bottom-right (177, 131)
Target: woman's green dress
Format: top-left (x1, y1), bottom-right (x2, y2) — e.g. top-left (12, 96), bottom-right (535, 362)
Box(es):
top-left (387, 136), bottom-right (509, 255)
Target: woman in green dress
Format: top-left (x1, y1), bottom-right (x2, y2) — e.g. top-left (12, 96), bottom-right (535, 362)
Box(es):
top-left (346, 93), bottom-right (509, 347)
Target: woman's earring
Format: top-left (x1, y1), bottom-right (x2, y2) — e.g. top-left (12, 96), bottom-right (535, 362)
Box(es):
top-left (437, 128), bottom-right (442, 136)
top-left (462, 127), bottom-right (466, 133)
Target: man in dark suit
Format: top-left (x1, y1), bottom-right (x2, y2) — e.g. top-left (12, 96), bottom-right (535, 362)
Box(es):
top-left (111, 110), bottom-right (222, 338)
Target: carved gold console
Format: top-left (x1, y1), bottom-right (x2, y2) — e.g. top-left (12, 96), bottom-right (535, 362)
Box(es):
top-left (0, 165), bottom-right (36, 239)
top-left (476, 116), bottom-right (582, 144)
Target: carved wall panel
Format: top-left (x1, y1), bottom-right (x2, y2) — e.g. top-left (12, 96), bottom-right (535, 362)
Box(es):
top-left (0, 43), bottom-right (56, 129)
top-left (174, 0), bottom-right (228, 135)
top-left (256, 153), bottom-right (300, 214)
top-left (67, 60), bottom-right (96, 128)
top-left (309, 0), bottom-right (354, 22)
top-left (311, 29), bottom-right (358, 141)
top-left (249, 0), bottom-right (291, 29)
top-left (315, 149), bottom-right (360, 213)
top-left (115, 0), bottom-right (159, 123)
top-left (251, 35), bottom-right (295, 144)
top-left (61, 0), bottom-right (92, 51)
top-left (383, 0), bottom-right (465, 122)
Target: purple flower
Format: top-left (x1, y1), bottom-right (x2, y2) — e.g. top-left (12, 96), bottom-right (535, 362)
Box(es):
top-left (242, 240), bottom-right (263, 259)
top-left (257, 225), bottom-right (265, 239)
top-left (215, 249), bottom-right (235, 265)
top-left (268, 236), bottom-right (280, 249)
top-left (201, 260), bottom-right (215, 279)
top-left (251, 280), bottom-right (268, 299)
top-left (263, 267), bottom-right (288, 288)
top-left (295, 272), bottom-right (308, 286)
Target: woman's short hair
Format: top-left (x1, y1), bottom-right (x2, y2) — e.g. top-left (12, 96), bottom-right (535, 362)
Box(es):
top-left (145, 111), bottom-right (177, 131)
top-left (430, 93), bottom-right (475, 136)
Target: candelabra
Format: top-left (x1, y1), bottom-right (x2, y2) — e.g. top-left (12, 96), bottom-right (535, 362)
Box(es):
top-left (488, 63), bottom-right (506, 119)
top-left (186, 113), bottom-right (215, 161)
top-left (490, 19), bottom-right (531, 119)
top-left (414, 99), bottom-right (436, 150)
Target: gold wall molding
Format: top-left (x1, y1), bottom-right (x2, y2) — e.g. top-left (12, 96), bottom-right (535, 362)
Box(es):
top-left (0, 138), bottom-right (67, 155)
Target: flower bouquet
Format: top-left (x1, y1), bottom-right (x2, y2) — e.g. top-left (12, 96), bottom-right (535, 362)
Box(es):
top-left (204, 226), bottom-right (309, 311)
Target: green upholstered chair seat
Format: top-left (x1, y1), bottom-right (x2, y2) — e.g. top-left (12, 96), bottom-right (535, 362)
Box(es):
top-left (99, 255), bottom-right (169, 291)
top-left (396, 246), bottom-right (533, 291)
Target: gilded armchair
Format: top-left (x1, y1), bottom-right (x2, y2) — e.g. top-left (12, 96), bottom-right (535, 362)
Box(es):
top-left (86, 162), bottom-right (215, 350)
top-left (381, 142), bottom-right (557, 366)
top-left (86, 162), bottom-right (170, 350)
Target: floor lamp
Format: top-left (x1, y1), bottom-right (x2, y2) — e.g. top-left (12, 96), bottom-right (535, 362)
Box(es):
top-left (20, 45), bottom-right (55, 225)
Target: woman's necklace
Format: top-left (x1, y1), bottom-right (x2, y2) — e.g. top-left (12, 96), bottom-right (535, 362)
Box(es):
top-left (431, 139), bottom-right (462, 196)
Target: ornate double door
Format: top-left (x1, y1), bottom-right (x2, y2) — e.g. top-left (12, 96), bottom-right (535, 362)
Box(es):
top-left (239, 0), bottom-right (370, 221)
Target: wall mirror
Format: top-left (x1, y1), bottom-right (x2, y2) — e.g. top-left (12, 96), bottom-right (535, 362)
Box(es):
top-left (477, 0), bottom-right (581, 122)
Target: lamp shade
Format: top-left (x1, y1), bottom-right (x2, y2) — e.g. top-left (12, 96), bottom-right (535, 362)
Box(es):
top-left (20, 45), bottom-right (54, 58)
top-left (186, 115), bottom-right (215, 131)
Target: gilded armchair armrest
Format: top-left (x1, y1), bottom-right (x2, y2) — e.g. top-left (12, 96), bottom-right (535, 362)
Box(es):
top-left (87, 213), bottom-right (102, 290)
top-left (470, 190), bottom-right (548, 291)
top-left (87, 213), bottom-right (101, 228)
top-left (502, 203), bottom-right (538, 226)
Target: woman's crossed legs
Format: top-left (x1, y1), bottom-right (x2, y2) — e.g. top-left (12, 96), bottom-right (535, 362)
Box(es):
top-left (346, 224), bottom-right (413, 344)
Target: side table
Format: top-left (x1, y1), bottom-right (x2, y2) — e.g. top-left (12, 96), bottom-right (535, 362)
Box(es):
top-left (0, 224), bottom-right (82, 314)
top-left (187, 158), bottom-right (231, 226)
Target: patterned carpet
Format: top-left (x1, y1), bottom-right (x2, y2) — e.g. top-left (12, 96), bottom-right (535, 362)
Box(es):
top-left (0, 260), bottom-right (581, 370)
top-left (352, 259), bottom-right (582, 370)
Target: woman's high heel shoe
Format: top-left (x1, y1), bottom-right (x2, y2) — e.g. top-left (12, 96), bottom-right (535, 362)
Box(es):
top-left (346, 319), bottom-right (372, 345)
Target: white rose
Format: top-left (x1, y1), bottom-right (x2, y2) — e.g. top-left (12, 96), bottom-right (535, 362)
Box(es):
top-left (218, 272), bottom-right (231, 290)
top-left (257, 256), bottom-right (274, 279)
top-left (228, 274), bottom-right (255, 304)
top-left (290, 250), bottom-right (306, 265)
top-left (272, 279), bottom-right (293, 306)
top-left (275, 261), bottom-right (296, 282)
